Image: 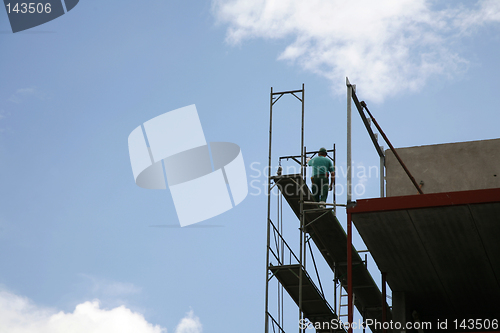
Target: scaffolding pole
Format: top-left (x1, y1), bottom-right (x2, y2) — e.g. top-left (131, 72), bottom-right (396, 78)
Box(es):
top-left (346, 78), bottom-right (353, 203)
top-left (347, 212), bottom-right (353, 333)
top-left (380, 149), bottom-right (385, 198)
top-left (299, 84), bottom-right (305, 333)
top-left (333, 143), bottom-right (337, 216)
top-left (265, 85), bottom-right (306, 333)
top-left (264, 87), bottom-right (273, 333)
top-left (346, 78), bottom-right (354, 333)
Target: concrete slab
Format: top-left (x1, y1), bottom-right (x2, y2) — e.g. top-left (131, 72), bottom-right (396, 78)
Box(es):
top-left (385, 138), bottom-right (500, 196)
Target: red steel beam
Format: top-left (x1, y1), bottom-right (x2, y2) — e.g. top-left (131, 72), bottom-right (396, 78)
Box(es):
top-left (348, 187), bottom-right (500, 215)
top-left (347, 212), bottom-right (353, 333)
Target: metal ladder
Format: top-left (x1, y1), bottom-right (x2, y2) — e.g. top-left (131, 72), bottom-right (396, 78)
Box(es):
top-left (338, 284), bottom-right (353, 323)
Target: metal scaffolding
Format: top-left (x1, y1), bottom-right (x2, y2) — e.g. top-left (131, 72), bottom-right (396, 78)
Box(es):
top-left (265, 85), bottom-right (307, 333)
top-left (265, 79), bottom-right (480, 333)
top-left (265, 83), bottom-right (396, 333)
top-left (265, 85), bottom-right (342, 333)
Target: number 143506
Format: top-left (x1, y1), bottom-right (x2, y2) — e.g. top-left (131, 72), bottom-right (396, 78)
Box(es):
top-left (5, 3), bottom-right (52, 14)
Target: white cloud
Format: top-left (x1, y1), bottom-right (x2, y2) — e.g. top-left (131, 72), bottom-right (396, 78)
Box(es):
top-left (175, 310), bottom-right (202, 333)
top-left (80, 274), bottom-right (142, 298)
top-left (213, 0), bottom-right (500, 102)
top-left (70, 274), bottom-right (144, 311)
top-left (0, 288), bottom-right (206, 333)
top-left (0, 289), bottom-right (166, 333)
top-left (9, 87), bottom-right (46, 104)
top-left (454, 0), bottom-right (500, 33)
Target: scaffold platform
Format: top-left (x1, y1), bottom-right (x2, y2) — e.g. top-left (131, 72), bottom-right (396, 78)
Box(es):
top-left (271, 173), bottom-right (391, 328)
top-left (269, 264), bottom-right (345, 332)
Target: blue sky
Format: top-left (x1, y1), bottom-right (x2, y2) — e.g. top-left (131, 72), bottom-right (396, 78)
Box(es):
top-left (0, 1), bottom-right (499, 332)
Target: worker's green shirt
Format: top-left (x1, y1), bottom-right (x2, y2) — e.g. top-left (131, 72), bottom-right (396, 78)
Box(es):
top-left (308, 156), bottom-right (334, 177)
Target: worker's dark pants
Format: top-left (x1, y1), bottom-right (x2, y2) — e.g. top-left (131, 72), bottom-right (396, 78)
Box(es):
top-left (311, 176), bottom-right (329, 203)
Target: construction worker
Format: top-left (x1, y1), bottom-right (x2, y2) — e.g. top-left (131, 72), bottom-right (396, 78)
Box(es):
top-left (307, 147), bottom-right (334, 207)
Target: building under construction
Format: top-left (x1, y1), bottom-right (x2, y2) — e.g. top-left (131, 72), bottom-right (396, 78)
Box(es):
top-left (264, 81), bottom-right (500, 333)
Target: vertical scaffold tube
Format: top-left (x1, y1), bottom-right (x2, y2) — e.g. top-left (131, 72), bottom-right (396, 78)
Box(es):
top-left (346, 78), bottom-right (353, 333)
top-left (347, 78), bottom-right (352, 203)
top-left (347, 212), bottom-right (353, 333)
top-left (298, 84), bottom-right (305, 333)
top-left (264, 87), bottom-right (273, 333)
top-left (333, 143), bottom-right (336, 216)
top-left (380, 151), bottom-right (385, 198)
